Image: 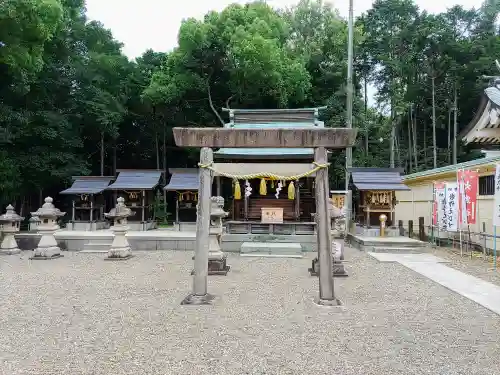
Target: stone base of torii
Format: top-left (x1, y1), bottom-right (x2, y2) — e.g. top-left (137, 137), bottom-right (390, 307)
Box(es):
top-left (172, 127), bottom-right (357, 306)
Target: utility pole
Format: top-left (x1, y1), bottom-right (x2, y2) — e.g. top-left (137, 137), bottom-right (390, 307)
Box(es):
top-left (345, 0), bottom-right (354, 230)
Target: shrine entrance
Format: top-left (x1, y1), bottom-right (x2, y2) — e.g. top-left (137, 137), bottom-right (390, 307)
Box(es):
top-left (172, 126), bottom-right (357, 306)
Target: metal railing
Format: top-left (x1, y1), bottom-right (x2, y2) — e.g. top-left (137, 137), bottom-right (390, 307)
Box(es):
top-left (397, 219), bottom-right (498, 266)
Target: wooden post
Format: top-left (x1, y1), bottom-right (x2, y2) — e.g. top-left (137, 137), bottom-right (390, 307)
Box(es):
top-left (141, 190), bottom-right (146, 222)
top-left (418, 217), bottom-right (425, 241)
top-left (365, 193), bottom-right (370, 228)
top-left (295, 182), bottom-right (300, 220)
top-left (244, 189), bottom-right (249, 221)
top-left (390, 191), bottom-right (395, 228)
top-left (182, 147), bottom-right (214, 305)
top-left (482, 222), bottom-right (487, 260)
top-left (163, 189), bottom-right (167, 220)
top-left (314, 147), bottom-right (337, 305)
top-left (90, 196), bottom-right (94, 223)
top-left (408, 220), bottom-right (413, 238)
top-left (175, 196), bottom-right (179, 224)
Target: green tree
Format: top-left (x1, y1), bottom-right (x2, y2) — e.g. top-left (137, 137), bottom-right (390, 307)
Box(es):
top-left (144, 1), bottom-right (311, 121)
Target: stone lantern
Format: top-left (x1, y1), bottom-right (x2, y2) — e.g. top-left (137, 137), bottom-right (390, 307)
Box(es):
top-left (30, 197), bottom-right (65, 260)
top-left (191, 196), bottom-right (230, 275)
top-left (29, 215), bottom-right (41, 231)
top-left (0, 205), bottom-right (24, 255)
top-left (207, 196), bottom-right (230, 275)
top-left (308, 240), bottom-right (347, 277)
top-left (104, 197), bottom-right (134, 260)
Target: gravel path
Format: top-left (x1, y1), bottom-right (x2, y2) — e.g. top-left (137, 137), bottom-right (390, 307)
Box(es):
top-left (1, 248), bottom-right (500, 375)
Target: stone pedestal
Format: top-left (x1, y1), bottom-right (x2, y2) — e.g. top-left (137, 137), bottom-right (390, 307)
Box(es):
top-left (30, 197), bottom-right (65, 260)
top-left (104, 197), bottom-right (134, 260)
top-left (106, 224), bottom-right (132, 260)
top-left (309, 241), bottom-right (348, 277)
top-left (207, 197), bottom-right (230, 275)
top-left (192, 196), bottom-right (230, 275)
top-left (0, 205), bottom-right (23, 255)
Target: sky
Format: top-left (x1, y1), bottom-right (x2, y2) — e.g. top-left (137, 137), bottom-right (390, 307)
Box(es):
top-left (85, 0), bottom-right (481, 59)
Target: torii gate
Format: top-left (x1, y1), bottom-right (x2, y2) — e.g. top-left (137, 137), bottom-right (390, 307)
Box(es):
top-left (173, 127), bottom-right (358, 306)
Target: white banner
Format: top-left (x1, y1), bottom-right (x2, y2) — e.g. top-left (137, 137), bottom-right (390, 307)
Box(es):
top-left (445, 183), bottom-right (458, 232)
top-left (458, 176), bottom-right (468, 225)
top-left (494, 164), bottom-right (500, 226)
top-left (436, 186), bottom-right (447, 230)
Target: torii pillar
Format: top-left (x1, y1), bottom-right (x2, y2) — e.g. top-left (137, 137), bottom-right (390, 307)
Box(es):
top-left (173, 127), bottom-right (358, 306)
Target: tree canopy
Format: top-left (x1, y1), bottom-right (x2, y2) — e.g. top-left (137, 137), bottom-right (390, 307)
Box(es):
top-left (1, 0), bottom-right (500, 209)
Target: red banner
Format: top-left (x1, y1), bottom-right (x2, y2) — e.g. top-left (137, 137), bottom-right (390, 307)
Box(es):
top-left (457, 170), bottom-right (478, 224)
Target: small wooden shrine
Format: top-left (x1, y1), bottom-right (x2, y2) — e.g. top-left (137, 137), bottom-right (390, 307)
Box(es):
top-left (213, 107), bottom-right (325, 232)
top-left (164, 168), bottom-right (199, 224)
top-left (330, 190), bottom-right (347, 212)
top-left (348, 167), bottom-right (409, 227)
top-left (59, 176), bottom-right (114, 230)
top-left (105, 169), bottom-right (162, 230)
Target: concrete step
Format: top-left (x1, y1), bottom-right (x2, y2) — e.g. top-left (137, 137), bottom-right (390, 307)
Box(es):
top-left (81, 242), bottom-right (111, 253)
top-left (240, 242), bottom-right (303, 258)
top-left (370, 246), bottom-right (424, 254)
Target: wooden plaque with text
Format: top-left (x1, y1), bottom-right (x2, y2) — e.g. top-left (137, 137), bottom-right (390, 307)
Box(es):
top-left (261, 207), bottom-right (284, 224)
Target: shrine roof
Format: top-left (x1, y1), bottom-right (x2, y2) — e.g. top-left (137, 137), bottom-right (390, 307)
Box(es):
top-left (106, 170), bottom-right (162, 190)
top-left (348, 167), bottom-right (409, 191)
top-left (213, 107), bottom-right (329, 158)
top-left (403, 155), bottom-right (500, 183)
top-left (164, 168), bottom-right (199, 191)
top-left (460, 84), bottom-right (500, 145)
top-left (60, 176), bottom-right (114, 195)
top-left (214, 121), bottom-right (322, 158)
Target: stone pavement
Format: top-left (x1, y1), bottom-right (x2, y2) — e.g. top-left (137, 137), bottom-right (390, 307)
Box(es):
top-left (369, 252), bottom-right (500, 316)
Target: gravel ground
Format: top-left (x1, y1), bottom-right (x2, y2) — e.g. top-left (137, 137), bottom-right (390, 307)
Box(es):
top-left (1, 248), bottom-right (500, 375)
top-left (428, 246), bottom-right (500, 287)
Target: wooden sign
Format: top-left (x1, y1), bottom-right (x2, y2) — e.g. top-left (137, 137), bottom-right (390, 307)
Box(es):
top-left (261, 207), bottom-right (283, 224)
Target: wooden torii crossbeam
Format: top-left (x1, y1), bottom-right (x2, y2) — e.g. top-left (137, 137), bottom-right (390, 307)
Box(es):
top-left (173, 127), bottom-right (358, 306)
top-left (173, 127), bottom-right (357, 148)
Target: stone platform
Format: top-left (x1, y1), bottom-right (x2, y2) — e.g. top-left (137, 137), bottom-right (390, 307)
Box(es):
top-left (15, 229), bottom-right (196, 252)
top-left (14, 229), bottom-right (318, 254)
top-left (354, 225), bottom-right (400, 237)
top-left (347, 233), bottom-right (426, 253)
top-left (240, 242), bottom-right (303, 258)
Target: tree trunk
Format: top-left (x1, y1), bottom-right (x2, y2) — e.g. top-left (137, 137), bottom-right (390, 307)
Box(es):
top-left (19, 195), bottom-right (25, 217)
top-left (100, 132), bottom-right (104, 176)
top-left (390, 104), bottom-right (395, 168)
top-left (113, 143), bottom-right (117, 175)
top-left (431, 75), bottom-right (437, 168)
top-left (163, 127), bottom-right (167, 184)
top-left (412, 105), bottom-right (418, 168)
top-left (155, 132), bottom-right (160, 170)
top-left (423, 122), bottom-right (427, 169)
top-left (395, 121), bottom-right (401, 167)
top-left (447, 107), bottom-right (451, 165)
top-left (453, 83), bottom-right (458, 165)
top-left (364, 76), bottom-right (369, 165)
top-left (407, 106), bottom-right (412, 172)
